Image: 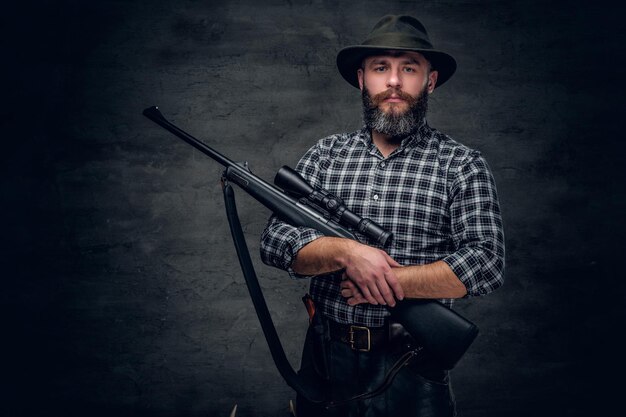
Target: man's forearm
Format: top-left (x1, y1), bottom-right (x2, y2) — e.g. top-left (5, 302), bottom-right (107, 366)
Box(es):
top-left (291, 236), bottom-right (355, 275)
top-left (395, 260), bottom-right (467, 299)
top-left (294, 237), bottom-right (466, 303)
top-left (340, 259), bottom-right (467, 306)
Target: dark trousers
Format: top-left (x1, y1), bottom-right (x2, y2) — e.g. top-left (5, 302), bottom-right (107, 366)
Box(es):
top-left (296, 321), bottom-right (456, 417)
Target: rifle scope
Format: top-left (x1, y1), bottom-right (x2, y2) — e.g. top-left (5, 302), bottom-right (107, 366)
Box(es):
top-left (274, 166), bottom-right (393, 247)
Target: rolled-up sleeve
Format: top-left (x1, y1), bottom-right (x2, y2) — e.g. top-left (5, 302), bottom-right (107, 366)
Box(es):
top-left (442, 153), bottom-right (505, 296)
top-left (259, 142), bottom-right (325, 278)
top-left (260, 217), bottom-right (324, 278)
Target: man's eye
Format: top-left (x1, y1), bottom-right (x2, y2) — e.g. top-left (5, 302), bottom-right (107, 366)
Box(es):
top-left (403, 67), bottom-right (416, 73)
top-left (374, 66), bottom-right (387, 72)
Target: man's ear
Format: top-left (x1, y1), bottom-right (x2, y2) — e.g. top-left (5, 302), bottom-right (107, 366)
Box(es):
top-left (357, 68), bottom-right (364, 91)
top-left (427, 70), bottom-right (438, 93)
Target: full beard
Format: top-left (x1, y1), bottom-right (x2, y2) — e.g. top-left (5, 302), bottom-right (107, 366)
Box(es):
top-left (361, 85), bottom-right (429, 139)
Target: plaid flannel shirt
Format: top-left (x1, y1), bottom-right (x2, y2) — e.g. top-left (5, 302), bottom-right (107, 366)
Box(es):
top-left (260, 123), bottom-right (505, 327)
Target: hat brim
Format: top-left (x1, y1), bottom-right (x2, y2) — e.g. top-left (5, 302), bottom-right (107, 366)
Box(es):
top-left (336, 45), bottom-right (457, 89)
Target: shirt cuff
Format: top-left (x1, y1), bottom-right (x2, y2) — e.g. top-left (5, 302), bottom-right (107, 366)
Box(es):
top-left (283, 227), bottom-right (325, 279)
top-left (442, 248), bottom-right (491, 297)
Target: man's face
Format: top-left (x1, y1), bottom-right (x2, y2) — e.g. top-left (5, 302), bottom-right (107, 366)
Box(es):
top-left (358, 51), bottom-right (438, 137)
top-left (358, 51), bottom-right (438, 112)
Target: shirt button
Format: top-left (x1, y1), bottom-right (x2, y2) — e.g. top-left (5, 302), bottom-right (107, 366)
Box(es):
top-left (380, 161), bottom-right (386, 168)
top-left (373, 194), bottom-right (379, 201)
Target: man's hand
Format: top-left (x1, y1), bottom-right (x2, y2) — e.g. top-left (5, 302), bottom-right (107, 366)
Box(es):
top-left (341, 243), bottom-right (404, 306)
top-left (291, 236), bottom-right (405, 306)
top-left (340, 278), bottom-right (367, 306)
top-left (341, 261), bottom-right (468, 304)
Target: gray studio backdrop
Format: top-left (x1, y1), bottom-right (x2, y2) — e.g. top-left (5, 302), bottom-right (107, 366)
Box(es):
top-left (4, 1), bottom-right (623, 416)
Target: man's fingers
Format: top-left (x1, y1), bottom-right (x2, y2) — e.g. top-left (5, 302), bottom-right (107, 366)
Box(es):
top-left (385, 270), bottom-right (404, 301)
top-left (343, 275), bottom-right (399, 306)
top-left (341, 282), bottom-right (360, 298)
top-left (347, 295), bottom-right (367, 306)
top-left (375, 279), bottom-right (396, 307)
top-left (341, 279), bottom-right (356, 291)
top-left (366, 282), bottom-right (387, 305)
top-left (340, 279), bottom-right (371, 307)
top-left (345, 273), bottom-right (379, 305)
top-left (358, 286), bottom-right (378, 305)
top-left (345, 273), bottom-right (394, 305)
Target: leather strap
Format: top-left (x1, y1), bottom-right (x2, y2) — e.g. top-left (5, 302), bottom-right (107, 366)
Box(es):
top-left (223, 182), bottom-right (326, 404)
top-left (325, 347), bottom-right (423, 408)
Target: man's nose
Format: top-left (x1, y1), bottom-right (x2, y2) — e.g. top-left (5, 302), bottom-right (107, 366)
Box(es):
top-left (386, 67), bottom-right (402, 89)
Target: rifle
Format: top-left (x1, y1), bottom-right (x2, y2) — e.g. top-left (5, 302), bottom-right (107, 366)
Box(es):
top-left (143, 106), bottom-right (479, 404)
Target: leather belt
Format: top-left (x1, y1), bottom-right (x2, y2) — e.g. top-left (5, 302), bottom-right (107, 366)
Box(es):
top-left (328, 320), bottom-right (388, 352)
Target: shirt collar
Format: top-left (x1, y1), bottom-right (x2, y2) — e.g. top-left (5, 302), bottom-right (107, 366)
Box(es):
top-left (355, 121), bottom-right (433, 157)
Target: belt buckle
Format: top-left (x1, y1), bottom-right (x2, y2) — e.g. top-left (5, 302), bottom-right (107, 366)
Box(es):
top-left (349, 325), bottom-right (371, 352)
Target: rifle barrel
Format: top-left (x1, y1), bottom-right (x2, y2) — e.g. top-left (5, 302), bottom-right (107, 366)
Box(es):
top-left (143, 106), bottom-right (233, 168)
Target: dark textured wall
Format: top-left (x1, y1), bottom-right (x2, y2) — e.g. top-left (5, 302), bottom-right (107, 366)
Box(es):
top-left (3, 0), bottom-right (624, 416)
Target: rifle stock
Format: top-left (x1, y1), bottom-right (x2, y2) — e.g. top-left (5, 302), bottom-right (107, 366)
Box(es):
top-left (143, 106), bottom-right (478, 372)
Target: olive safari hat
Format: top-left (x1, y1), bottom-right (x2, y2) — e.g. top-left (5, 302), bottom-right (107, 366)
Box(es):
top-left (336, 14), bottom-right (457, 88)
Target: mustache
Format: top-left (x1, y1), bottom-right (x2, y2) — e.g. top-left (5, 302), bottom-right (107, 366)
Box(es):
top-left (369, 89), bottom-right (417, 106)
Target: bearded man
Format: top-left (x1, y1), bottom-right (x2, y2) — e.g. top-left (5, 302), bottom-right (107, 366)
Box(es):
top-left (260, 14), bottom-right (505, 417)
